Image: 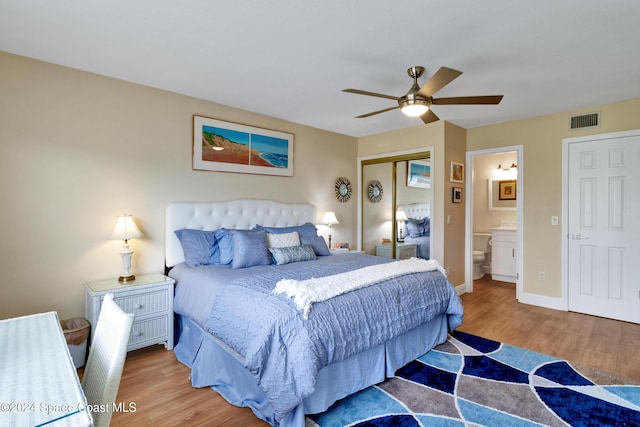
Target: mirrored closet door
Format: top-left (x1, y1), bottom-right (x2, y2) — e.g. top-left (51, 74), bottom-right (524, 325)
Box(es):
top-left (361, 151), bottom-right (432, 260)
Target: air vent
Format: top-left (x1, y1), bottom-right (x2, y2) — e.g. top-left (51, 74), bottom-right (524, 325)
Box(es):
top-left (569, 112), bottom-right (600, 130)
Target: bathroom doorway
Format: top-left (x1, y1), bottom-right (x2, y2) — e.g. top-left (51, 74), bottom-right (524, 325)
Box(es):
top-left (465, 146), bottom-right (524, 299)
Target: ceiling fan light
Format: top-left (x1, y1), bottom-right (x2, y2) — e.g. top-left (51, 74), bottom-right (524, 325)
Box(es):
top-left (400, 100), bottom-right (429, 117)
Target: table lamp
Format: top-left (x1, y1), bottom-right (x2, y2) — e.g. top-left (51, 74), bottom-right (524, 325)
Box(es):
top-left (109, 214), bottom-right (143, 283)
top-left (321, 211), bottom-right (339, 249)
top-left (396, 209), bottom-right (409, 242)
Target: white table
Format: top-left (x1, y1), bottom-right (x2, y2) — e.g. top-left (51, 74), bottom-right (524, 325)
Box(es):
top-left (0, 312), bottom-right (94, 427)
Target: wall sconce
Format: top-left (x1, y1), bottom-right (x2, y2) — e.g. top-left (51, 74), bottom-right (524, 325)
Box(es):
top-left (109, 214), bottom-right (143, 283)
top-left (396, 209), bottom-right (408, 242)
top-left (497, 163), bottom-right (517, 171)
top-left (321, 211), bottom-right (339, 249)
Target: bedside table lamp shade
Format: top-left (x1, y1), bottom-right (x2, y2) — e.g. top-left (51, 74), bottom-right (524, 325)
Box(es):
top-left (321, 211), bottom-right (339, 249)
top-left (109, 214), bottom-right (143, 283)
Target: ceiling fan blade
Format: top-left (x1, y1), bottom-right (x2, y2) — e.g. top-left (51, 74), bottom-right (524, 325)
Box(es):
top-left (417, 67), bottom-right (462, 97)
top-left (420, 109), bottom-right (440, 124)
top-left (432, 95), bottom-right (504, 105)
top-left (343, 88), bottom-right (401, 101)
top-left (355, 105), bottom-right (400, 118)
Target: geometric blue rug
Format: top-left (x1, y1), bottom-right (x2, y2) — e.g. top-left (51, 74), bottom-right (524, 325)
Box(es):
top-left (307, 331), bottom-right (640, 427)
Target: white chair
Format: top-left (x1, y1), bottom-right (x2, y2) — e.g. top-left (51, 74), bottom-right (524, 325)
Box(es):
top-left (82, 293), bottom-right (134, 427)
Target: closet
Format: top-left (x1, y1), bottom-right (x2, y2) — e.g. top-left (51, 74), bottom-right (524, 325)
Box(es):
top-left (360, 151), bottom-right (432, 259)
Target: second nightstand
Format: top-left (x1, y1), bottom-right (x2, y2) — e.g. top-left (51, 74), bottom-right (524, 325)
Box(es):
top-left (375, 242), bottom-right (417, 260)
top-left (85, 274), bottom-right (175, 351)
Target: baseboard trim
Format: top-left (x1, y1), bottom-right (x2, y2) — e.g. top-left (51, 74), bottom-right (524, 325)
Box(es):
top-left (463, 280), bottom-right (566, 312)
top-left (518, 291), bottom-right (565, 311)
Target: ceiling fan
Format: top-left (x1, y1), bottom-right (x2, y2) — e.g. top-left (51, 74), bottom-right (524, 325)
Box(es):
top-left (343, 66), bottom-right (503, 124)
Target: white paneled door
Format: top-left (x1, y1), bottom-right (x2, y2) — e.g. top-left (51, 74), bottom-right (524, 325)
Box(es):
top-left (567, 131), bottom-right (640, 323)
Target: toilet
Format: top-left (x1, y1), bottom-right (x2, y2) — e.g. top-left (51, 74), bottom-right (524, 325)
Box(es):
top-left (473, 233), bottom-right (492, 280)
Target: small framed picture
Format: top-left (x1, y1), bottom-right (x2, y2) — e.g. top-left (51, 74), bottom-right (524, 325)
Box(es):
top-left (452, 187), bottom-right (463, 203)
top-left (499, 180), bottom-right (517, 200)
top-left (450, 161), bottom-right (464, 183)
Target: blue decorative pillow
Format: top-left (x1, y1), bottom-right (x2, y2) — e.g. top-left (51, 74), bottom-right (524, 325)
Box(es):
top-left (406, 217), bottom-right (430, 238)
top-left (269, 244), bottom-right (316, 265)
top-left (174, 229), bottom-right (220, 267)
top-left (231, 230), bottom-right (271, 269)
top-left (300, 235), bottom-right (330, 256)
top-left (213, 228), bottom-right (236, 265)
top-left (254, 222), bottom-right (318, 238)
top-left (420, 217), bottom-right (431, 237)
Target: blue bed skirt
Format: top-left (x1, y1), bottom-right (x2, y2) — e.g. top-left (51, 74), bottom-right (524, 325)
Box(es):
top-left (173, 313), bottom-right (449, 427)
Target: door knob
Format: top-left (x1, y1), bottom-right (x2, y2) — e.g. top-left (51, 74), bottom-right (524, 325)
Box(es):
top-left (571, 233), bottom-right (589, 240)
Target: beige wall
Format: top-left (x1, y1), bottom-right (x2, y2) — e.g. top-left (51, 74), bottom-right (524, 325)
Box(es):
top-left (0, 52), bottom-right (357, 319)
top-left (442, 122), bottom-right (467, 286)
top-left (358, 100), bottom-right (640, 295)
top-left (467, 98), bottom-right (640, 298)
top-left (357, 121), bottom-right (469, 287)
top-left (3, 51), bottom-right (639, 319)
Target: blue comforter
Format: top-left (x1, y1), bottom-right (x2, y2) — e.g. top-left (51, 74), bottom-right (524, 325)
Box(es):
top-left (172, 253), bottom-right (463, 422)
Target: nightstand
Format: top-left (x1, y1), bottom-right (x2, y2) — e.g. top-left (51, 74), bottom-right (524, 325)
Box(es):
top-left (375, 242), bottom-right (417, 260)
top-left (85, 274), bottom-right (175, 351)
top-left (330, 249), bottom-right (364, 255)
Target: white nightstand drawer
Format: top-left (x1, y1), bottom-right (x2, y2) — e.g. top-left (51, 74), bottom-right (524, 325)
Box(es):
top-left (112, 289), bottom-right (169, 317)
top-left (85, 274), bottom-right (175, 351)
top-left (376, 243), bottom-right (417, 260)
top-left (397, 245), bottom-right (417, 260)
top-left (129, 315), bottom-right (170, 348)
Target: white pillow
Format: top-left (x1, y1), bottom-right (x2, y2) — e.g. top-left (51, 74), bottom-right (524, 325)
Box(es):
top-left (267, 231), bottom-right (300, 248)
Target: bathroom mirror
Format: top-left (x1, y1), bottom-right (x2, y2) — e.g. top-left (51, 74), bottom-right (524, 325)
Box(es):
top-left (488, 179), bottom-right (516, 211)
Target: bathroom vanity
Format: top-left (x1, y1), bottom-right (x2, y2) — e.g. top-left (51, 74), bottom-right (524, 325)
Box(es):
top-left (491, 227), bottom-right (516, 283)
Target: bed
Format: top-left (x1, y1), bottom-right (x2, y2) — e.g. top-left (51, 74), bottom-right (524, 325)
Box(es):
top-left (166, 199), bottom-right (463, 427)
top-left (398, 202), bottom-right (431, 259)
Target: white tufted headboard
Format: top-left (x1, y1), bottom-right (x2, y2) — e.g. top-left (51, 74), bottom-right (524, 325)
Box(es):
top-left (165, 199), bottom-right (316, 267)
top-left (397, 202), bottom-right (430, 220)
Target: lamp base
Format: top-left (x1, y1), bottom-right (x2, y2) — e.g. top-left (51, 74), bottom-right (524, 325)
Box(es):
top-left (118, 274), bottom-right (136, 283)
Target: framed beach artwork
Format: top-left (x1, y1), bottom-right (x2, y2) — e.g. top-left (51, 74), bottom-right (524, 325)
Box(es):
top-left (407, 160), bottom-right (431, 188)
top-left (193, 115), bottom-right (294, 176)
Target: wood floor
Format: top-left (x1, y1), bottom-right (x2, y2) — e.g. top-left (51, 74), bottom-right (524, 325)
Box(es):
top-left (104, 277), bottom-right (640, 426)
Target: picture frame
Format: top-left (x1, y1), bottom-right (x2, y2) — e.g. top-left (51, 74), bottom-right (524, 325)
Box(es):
top-left (193, 115), bottom-right (294, 176)
top-left (499, 180), bottom-right (517, 200)
top-left (406, 159), bottom-right (431, 188)
top-left (450, 161), bottom-right (464, 183)
top-left (488, 179), bottom-right (516, 210)
top-left (452, 187), bottom-right (463, 203)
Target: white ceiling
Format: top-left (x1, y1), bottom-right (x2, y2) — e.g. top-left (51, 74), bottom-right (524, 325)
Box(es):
top-left (2, 1), bottom-right (639, 137)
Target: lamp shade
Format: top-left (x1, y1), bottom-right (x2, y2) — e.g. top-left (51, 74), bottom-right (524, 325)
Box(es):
top-left (396, 210), bottom-right (409, 222)
top-left (109, 214), bottom-right (143, 241)
top-left (321, 211), bottom-right (339, 226)
top-left (400, 99), bottom-right (429, 117)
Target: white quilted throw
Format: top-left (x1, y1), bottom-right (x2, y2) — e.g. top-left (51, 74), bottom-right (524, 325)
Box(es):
top-left (273, 258), bottom-right (446, 319)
